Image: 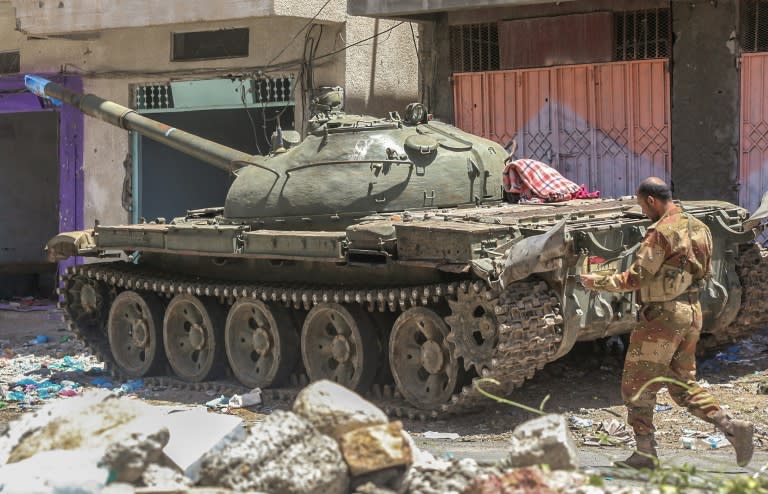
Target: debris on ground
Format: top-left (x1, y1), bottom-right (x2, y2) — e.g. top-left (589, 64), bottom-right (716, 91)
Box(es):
top-left (0, 379), bottom-right (659, 494)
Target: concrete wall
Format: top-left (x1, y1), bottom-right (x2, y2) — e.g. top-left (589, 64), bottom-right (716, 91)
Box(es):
top-left (0, 1), bottom-right (418, 228)
top-left (12, 0), bottom-right (348, 34)
top-left (342, 17), bottom-right (420, 116)
top-left (671, 1), bottom-right (740, 202)
top-left (0, 1), bottom-right (21, 50)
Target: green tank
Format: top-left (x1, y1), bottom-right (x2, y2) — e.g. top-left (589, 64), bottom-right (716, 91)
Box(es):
top-left (27, 74), bottom-right (768, 415)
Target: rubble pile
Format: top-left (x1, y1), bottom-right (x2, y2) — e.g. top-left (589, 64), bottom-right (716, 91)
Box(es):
top-left (0, 380), bottom-right (645, 494)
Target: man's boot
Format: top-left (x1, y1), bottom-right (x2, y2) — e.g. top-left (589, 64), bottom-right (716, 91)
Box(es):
top-left (711, 410), bottom-right (754, 467)
top-left (615, 434), bottom-right (658, 470)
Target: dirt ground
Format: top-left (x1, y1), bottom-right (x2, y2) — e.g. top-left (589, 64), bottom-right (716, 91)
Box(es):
top-left (1, 306), bottom-right (767, 475)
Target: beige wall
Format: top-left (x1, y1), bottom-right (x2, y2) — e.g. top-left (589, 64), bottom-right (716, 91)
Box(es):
top-left (12, 0), bottom-right (348, 34)
top-left (342, 17), bottom-right (420, 117)
top-left (0, 1), bottom-right (419, 228)
top-left (0, 2), bottom-right (22, 50)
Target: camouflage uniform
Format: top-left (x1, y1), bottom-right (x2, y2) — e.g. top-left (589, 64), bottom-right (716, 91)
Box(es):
top-left (591, 205), bottom-right (722, 437)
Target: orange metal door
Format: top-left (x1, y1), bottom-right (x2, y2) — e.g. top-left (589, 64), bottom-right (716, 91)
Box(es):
top-left (454, 59), bottom-right (670, 198)
top-left (740, 53), bottom-right (768, 213)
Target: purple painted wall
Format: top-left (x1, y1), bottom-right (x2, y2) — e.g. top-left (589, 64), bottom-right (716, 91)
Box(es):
top-left (0, 73), bottom-right (84, 272)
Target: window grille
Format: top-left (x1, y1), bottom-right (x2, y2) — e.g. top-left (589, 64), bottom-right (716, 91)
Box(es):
top-left (252, 76), bottom-right (295, 104)
top-left (449, 23), bottom-right (499, 73)
top-left (134, 84), bottom-right (174, 110)
top-left (132, 76), bottom-right (295, 110)
top-left (172, 28), bottom-right (249, 61)
top-left (0, 51), bottom-right (20, 75)
top-left (742, 0), bottom-right (768, 52)
top-left (614, 9), bottom-right (671, 61)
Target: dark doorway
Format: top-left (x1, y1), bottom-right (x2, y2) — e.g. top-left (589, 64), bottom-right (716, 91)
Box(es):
top-left (0, 112), bottom-right (59, 298)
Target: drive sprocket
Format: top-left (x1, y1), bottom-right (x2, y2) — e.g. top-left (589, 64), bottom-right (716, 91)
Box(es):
top-left (445, 284), bottom-right (500, 373)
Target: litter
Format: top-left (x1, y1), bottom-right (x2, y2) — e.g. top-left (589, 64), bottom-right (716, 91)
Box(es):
top-left (568, 416), bottom-right (593, 429)
top-left (32, 335), bottom-right (49, 345)
top-left (654, 404), bottom-right (673, 412)
top-left (422, 431), bottom-right (461, 440)
top-left (679, 431), bottom-right (729, 450)
top-left (115, 379), bottom-right (143, 395)
top-left (5, 391), bottom-right (26, 401)
top-left (228, 388), bottom-right (262, 408)
top-left (91, 377), bottom-right (114, 388)
top-left (205, 395), bottom-right (228, 409)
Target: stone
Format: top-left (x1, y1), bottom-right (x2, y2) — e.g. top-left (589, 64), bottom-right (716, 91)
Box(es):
top-left (197, 410), bottom-right (348, 494)
top-left (0, 448), bottom-right (108, 494)
top-left (400, 457), bottom-right (485, 494)
top-left (292, 380), bottom-right (387, 439)
top-left (0, 390), bottom-right (245, 485)
top-left (141, 464), bottom-right (193, 490)
top-left (0, 390), bottom-right (165, 465)
top-left (462, 466), bottom-right (590, 494)
top-left (100, 429), bottom-right (170, 483)
top-left (157, 405), bottom-right (245, 482)
top-left (507, 414), bottom-right (579, 471)
top-left (340, 421), bottom-right (412, 476)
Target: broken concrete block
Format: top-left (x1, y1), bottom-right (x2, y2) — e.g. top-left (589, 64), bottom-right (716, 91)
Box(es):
top-left (0, 390), bottom-right (165, 465)
top-left (400, 457), bottom-right (485, 494)
top-left (141, 463), bottom-right (193, 490)
top-left (293, 380), bottom-right (387, 440)
top-left (340, 421), bottom-right (412, 476)
top-left (198, 410), bottom-right (348, 494)
top-left (507, 414), bottom-right (579, 471)
top-left (0, 448), bottom-right (108, 494)
top-left (156, 405), bottom-right (245, 482)
top-left (100, 428), bottom-right (170, 483)
top-left (462, 466), bottom-right (589, 494)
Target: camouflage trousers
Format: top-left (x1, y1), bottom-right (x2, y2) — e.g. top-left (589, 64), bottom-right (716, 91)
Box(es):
top-left (622, 300), bottom-right (722, 436)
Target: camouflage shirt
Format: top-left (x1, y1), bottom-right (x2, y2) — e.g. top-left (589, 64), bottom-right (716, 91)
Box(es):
top-left (591, 205), bottom-right (712, 298)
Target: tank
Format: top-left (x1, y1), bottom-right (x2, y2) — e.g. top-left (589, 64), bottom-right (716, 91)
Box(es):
top-left (27, 75), bottom-right (768, 416)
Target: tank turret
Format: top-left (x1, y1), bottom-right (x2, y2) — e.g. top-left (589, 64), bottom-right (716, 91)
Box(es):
top-left (26, 75), bottom-right (508, 229)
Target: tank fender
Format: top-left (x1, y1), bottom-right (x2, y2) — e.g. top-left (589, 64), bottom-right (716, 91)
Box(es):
top-left (704, 213), bottom-right (755, 243)
top-left (497, 219), bottom-right (567, 289)
top-left (46, 230), bottom-right (96, 261)
top-left (742, 190), bottom-right (768, 231)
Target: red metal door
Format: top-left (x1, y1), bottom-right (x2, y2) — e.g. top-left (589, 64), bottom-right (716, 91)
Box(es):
top-left (454, 59), bottom-right (670, 198)
top-left (740, 53), bottom-right (768, 213)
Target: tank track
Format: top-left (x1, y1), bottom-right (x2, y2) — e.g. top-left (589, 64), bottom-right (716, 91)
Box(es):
top-left (726, 243), bottom-right (768, 341)
top-left (697, 242), bottom-right (768, 350)
top-left (58, 262), bottom-right (563, 419)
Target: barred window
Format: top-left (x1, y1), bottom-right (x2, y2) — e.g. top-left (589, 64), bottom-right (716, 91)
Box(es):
top-left (615, 9), bottom-right (671, 61)
top-left (742, 0), bottom-right (768, 52)
top-left (449, 23), bottom-right (499, 73)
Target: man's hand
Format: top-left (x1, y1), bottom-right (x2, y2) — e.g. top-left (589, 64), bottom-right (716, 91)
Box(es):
top-left (580, 273), bottom-right (599, 290)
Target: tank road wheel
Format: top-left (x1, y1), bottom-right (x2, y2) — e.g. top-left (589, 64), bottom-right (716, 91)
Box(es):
top-left (107, 291), bottom-right (165, 377)
top-left (445, 288), bottom-right (499, 372)
top-left (225, 299), bottom-right (298, 388)
top-left (65, 275), bottom-right (109, 327)
top-left (389, 307), bottom-right (460, 410)
top-left (301, 303), bottom-right (379, 392)
top-left (163, 294), bottom-right (225, 382)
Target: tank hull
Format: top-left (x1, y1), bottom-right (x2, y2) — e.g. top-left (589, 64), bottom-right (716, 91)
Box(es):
top-left (55, 198), bottom-right (768, 414)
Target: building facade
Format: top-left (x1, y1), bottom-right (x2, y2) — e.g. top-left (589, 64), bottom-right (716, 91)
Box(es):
top-left (0, 0), bottom-right (419, 295)
top-left (350, 0), bottom-right (768, 213)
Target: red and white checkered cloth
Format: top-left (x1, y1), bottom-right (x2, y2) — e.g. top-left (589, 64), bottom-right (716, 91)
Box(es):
top-left (502, 158), bottom-right (587, 203)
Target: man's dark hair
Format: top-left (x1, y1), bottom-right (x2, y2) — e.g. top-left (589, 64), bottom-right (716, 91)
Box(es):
top-left (637, 179), bottom-right (672, 201)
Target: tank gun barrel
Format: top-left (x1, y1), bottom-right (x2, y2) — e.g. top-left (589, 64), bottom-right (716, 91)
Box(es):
top-left (25, 75), bottom-right (256, 173)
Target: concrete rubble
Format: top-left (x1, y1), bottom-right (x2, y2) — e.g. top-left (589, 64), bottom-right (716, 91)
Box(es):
top-left (507, 413), bottom-right (580, 471)
top-left (0, 379), bottom-right (645, 493)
